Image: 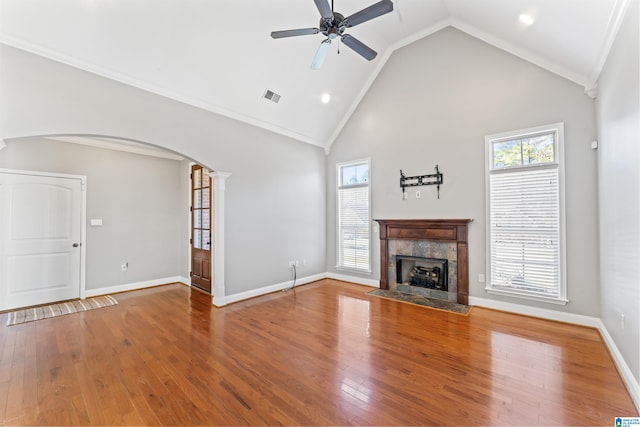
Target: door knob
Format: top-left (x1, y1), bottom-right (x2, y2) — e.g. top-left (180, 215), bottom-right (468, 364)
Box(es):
top-left (73, 243), bottom-right (80, 247)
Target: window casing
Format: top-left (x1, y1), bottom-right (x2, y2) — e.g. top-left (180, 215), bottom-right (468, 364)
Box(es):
top-left (485, 123), bottom-right (567, 304)
top-left (336, 159), bottom-right (371, 273)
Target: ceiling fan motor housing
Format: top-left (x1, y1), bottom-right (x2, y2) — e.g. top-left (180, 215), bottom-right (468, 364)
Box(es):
top-left (320, 12), bottom-right (346, 39)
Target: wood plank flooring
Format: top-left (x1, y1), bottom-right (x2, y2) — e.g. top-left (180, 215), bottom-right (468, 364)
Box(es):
top-left (0, 279), bottom-right (636, 425)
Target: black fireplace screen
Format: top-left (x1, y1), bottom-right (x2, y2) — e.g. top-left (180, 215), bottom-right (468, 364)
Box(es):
top-left (396, 255), bottom-right (448, 291)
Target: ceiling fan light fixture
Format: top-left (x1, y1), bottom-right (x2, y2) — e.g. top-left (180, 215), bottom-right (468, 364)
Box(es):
top-left (311, 39), bottom-right (331, 70)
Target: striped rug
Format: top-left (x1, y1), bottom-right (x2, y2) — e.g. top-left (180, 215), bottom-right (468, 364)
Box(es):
top-left (6, 295), bottom-right (118, 326)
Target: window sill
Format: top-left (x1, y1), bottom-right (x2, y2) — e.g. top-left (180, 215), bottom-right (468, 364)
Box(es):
top-left (485, 287), bottom-right (568, 306)
top-left (335, 266), bottom-right (372, 275)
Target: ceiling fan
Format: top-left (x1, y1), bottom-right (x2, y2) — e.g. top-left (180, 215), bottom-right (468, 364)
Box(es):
top-left (271, 0), bottom-right (394, 70)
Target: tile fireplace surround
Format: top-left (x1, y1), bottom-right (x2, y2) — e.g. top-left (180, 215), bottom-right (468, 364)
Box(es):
top-left (375, 219), bottom-right (472, 305)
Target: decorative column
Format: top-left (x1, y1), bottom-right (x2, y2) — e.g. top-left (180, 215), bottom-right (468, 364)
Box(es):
top-left (209, 171), bottom-right (231, 307)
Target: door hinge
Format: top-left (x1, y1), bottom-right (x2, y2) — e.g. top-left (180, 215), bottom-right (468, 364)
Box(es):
top-left (190, 238), bottom-right (193, 244)
top-left (190, 206), bottom-right (193, 212)
top-left (190, 173), bottom-right (193, 180)
top-left (190, 271), bottom-right (193, 276)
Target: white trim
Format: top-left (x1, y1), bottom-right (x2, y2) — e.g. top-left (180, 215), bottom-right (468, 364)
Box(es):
top-left (326, 272), bottom-right (379, 288)
top-left (223, 273), bottom-right (327, 305)
top-left (468, 295), bottom-right (640, 411)
top-left (85, 276), bottom-right (185, 298)
top-left (0, 35), bottom-right (324, 149)
top-left (597, 319), bottom-right (640, 412)
top-left (468, 296), bottom-right (600, 327)
top-left (484, 287), bottom-right (568, 305)
top-left (79, 176), bottom-right (87, 299)
top-left (449, 19), bottom-right (588, 89)
top-left (0, 139), bottom-right (6, 150)
top-left (589, 0), bottom-right (632, 83)
top-left (326, 19), bottom-right (450, 151)
top-left (46, 135), bottom-right (184, 160)
top-left (210, 171), bottom-right (231, 307)
top-left (2, 18), bottom-right (595, 153)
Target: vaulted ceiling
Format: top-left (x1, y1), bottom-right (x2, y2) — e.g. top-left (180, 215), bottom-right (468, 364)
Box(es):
top-left (0, 0), bottom-right (628, 149)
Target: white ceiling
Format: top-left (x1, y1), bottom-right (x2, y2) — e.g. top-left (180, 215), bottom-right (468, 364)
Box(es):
top-left (0, 0), bottom-right (628, 149)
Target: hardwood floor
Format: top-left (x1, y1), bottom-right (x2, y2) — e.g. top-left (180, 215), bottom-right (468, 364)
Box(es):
top-left (0, 279), bottom-right (636, 425)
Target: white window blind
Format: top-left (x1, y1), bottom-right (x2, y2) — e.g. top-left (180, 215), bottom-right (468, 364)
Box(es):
top-left (486, 123), bottom-right (566, 303)
top-left (337, 160), bottom-right (370, 272)
top-left (489, 167), bottom-right (560, 296)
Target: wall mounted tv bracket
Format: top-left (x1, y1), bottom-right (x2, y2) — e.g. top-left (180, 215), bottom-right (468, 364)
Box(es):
top-left (400, 165), bottom-right (443, 199)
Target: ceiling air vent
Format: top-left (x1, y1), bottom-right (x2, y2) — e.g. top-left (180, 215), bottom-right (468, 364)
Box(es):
top-left (263, 89), bottom-right (281, 104)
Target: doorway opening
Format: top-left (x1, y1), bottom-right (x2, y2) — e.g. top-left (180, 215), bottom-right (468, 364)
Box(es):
top-left (191, 164), bottom-right (212, 293)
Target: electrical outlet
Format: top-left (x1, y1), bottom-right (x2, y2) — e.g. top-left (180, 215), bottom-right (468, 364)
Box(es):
top-left (415, 190), bottom-right (421, 199)
top-left (288, 260), bottom-right (294, 268)
top-left (121, 262), bottom-right (128, 272)
top-left (478, 273), bottom-right (485, 283)
top-left (621, 313), bottom-right (625, 329)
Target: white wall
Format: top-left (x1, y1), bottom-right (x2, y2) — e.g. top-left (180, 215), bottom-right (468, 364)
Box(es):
top-left (596, 0), bottom-right (640, 383)
top-left (327, 27), bottom-right (600, 316)
top-left (0, 137), bottom-right (188, 290)
top-left (0, 44), bottom-right (327, 296)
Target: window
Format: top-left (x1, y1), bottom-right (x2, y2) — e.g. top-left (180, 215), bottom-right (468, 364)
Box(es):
top-left (485, 123), bottom-right (566, 304)
top-left (337, 159), bottom-right (371, 272)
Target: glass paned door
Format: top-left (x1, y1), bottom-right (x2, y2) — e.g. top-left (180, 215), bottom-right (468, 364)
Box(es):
top-left (191, 164), bottom-right (212, 292)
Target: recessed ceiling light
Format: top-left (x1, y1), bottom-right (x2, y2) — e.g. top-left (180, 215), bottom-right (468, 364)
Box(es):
top-left (321, 93), bottom-right (331, 104)
top-left (519, 14), bottom-right (534, 26)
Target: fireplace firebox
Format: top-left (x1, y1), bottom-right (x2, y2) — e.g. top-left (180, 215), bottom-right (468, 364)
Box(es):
top-left (396, 255), bottom-right (448, 290)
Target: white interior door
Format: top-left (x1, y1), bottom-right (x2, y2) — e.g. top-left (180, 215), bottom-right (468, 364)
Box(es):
top-left (0, 172), bottom-right (83, 311)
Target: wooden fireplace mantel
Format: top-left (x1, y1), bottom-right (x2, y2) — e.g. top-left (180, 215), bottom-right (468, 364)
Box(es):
top-left (375, 219), bottom-right (473, 304)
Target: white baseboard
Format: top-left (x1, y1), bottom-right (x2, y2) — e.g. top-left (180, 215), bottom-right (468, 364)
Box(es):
top-left (597, 320), bottom-right (640, 412)
top-left (468, 296), bottom-right (601, 327)
top-left (220, 273), bottom-right (328, 306)
top-left (85, 276), bottom-right (185, 298)
top-left (469, 295), bottom-right (639, 412)
top-left (326, 272), bottom-right (380, 288)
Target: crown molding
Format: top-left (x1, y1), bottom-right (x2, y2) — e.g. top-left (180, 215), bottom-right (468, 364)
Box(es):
top-left (589, 0), bottom-right (631, 83)
top-left (325, 19), bottom-right (452, 151)
top-left (0, 36), bottom-right (325, 149)
top-left (449, 18), bottom-right (589, 89)
top-left (2, 9), bottom-right (604, 154)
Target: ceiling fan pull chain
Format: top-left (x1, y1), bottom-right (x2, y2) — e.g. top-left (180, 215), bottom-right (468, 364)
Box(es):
top-left (338, 38), bottom-right (340, 55)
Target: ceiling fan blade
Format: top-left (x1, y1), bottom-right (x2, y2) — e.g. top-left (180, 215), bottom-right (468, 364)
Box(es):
top-left (344, 0), bottom-right (394, 28)
top-left (271, 28), bottom-right (320, 39)
top-left (341, 34), bottom-right (377, 61)
top-left (314, 0), bottom-right (334, 21)
top-left (311, 39), bottom-right (332, 70)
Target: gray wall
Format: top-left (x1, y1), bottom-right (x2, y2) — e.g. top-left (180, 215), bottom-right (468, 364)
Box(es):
top-left (0, 44), bottom-right (327, 296)
top-left (0, 137), bottom-right (188, 290)
top-left (327, 27), bottom-right (600, 316)
top-left (596, 0), bottom-right (640, 382)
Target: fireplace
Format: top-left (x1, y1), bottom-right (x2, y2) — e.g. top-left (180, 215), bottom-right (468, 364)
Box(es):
top-left (375, 219), bottom-right (472, 304)
top-left (396, 255), bottom-right (448, 291)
